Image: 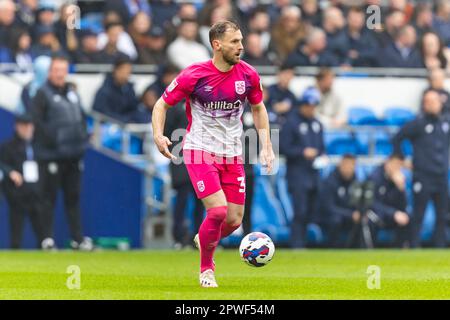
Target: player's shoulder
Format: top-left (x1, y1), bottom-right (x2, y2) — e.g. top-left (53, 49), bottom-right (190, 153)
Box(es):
top-left (238, 60), bottom-right (259, 75)
top-left (182, 60), bottom-right (213, 77)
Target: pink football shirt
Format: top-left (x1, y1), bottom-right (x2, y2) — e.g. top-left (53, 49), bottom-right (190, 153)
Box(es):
top-left (162, 59), bottom-right (263, 157)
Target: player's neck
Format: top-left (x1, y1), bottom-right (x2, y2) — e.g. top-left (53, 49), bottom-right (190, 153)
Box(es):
top-left (212, 55), bottom-right (234, 72)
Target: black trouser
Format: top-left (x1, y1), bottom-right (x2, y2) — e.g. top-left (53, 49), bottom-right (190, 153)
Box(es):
top-left (411, 173), bottom-right (448, 248)
top-left (243, 172), bottom-right (255, 235)
top-left (325, 217), bottom-right (360, 248)
top-left (6, 195), bottom-right (44, 249)
top-left (288, 182), bottom-right (318, 248)
top-left (38, 158), bottom-right (84, 243)
top-left (173, 183), bottom-right (204, 245)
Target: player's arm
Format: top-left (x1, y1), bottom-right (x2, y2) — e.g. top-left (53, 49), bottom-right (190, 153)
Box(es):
top-left (250, 101), bottom-right (275, 173)
top-left (152, 97), bottom-right (176, 160)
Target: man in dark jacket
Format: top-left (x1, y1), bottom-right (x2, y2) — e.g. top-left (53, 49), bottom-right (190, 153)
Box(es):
top-left (377, 25), bottom-right (424, 68)
top-left (31, 54), bottom-right (91, 250)
top-left (369, 154), bottom-right (410, 248)
top-left (392, 89), bottom-right (449, 248)
top-left (0, 114), bottom-right (44, 249)
top-left (319, 154), bottom-right (361, 248)
top-left (92, 55), bottom-right (144, 123)
top-left (280, 87), bottom-right (325, 248)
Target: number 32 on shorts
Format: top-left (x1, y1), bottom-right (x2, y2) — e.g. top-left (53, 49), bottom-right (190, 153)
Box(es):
top-left (237, 176), bottom-right (246, 193)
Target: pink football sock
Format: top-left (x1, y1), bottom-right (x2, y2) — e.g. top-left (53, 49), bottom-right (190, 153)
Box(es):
top-left (220, 222), bottom-right (241, 239)
top-left (199, 206), bottom-right (227, 273)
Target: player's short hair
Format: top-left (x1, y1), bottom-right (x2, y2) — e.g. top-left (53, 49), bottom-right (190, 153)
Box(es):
top-left (209, 20), bottom-right (240, 47)
top-left (342, 153), bottom-right (356, 161)
top-left (50, 53), bottom-right (69, 64)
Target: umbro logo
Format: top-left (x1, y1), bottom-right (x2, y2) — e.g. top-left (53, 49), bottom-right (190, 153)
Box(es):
top-left (204, 86), bottom-right (213, 92)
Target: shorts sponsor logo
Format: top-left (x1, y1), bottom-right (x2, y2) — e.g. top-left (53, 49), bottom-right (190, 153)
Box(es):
top-left (235, 81), bottom-right (245, 95)
top-left (197, 180), bottom-right (205, 192)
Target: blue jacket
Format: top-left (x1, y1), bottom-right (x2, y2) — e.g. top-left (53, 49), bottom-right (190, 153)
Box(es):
top-left (280, 111), bottom-right (325, 187)
top-left (392, 113), bottom-right (450, 177)
top-left (92, 74), bottom-right (140, 123)
top-left (370, 165), bottom-right (407, 222)
top-left (377, 42), bottom-right (424, 68)
top-left (318, 168), bottom-right (357, 224)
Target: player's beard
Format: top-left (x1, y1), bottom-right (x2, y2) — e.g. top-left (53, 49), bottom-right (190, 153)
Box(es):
top-left (222, 49), bottom-right (240, 66)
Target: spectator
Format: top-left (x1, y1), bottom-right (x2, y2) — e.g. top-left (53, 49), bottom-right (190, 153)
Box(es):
top-left (344, 6), bottom-right (379, 67)
top-left (128, 11), bottom-right (152, 61)
top-left (285, 27), bottom-right (339, 67)
top-left (432, 0), bottom-right (450, 46)
top-left (53, 3), bottom-right (78, 54)
top-left (318, 154), bottom-right (360, 248)
top-left (247, 9), bottom-right (271, 53)
top-left (267, 0), bottom-right (291, 24)
top-left (32, 1), bottom-right (56, 41)
top-left (92, 56), bottom-right (144, 123)
top-left (97, 13), bottom-right (137, 61)
top-left (301, 0), bottom-right (322, 27)
top-left (16, 0), bottom-right (38, 28)
top-left (412, 2), bottom-right (434, 39)
top-left (30, 25), bottom-right (63, 58)
top-left (6, 28), bottom-right (33, 71)
top-left (31, 54), bottom-right (91, 251)
top-left (104, 0), bottom-right (151, 26)
top-left (98, 22), bottom-right (132, 63)
top-left (425, 68), bottom-right (450, 115)
top-left (370, 154), bottom-right (410, 248)
top-left (242, 32), bottom-right (272, 66)
top-left (377, 25), bottom-right (424, 68)
top-left (322, 6), bottom-right (349, 65)
top-left (270, 6), bottom-right (306, 63)
top-left (266, 63), bottom-right (297, 127)
top-left (315, 68), bottom-right (345, 128)
top-left (388, 0), bottom-right (414, 22)
top-left (72, 29), bottom-right (102, 64)
top-left (0, 114), bottom-right (44, 249)
top-left (167, 19), bottom-right (210, 70)
top-left (138, 26), bottom-right (168, 65)
top-left (419, 31), bottom-right (449, 71)
top-left (375, 9), bottom-right (406, 48)
top-left (16, 55), bottom-right (51, 114)
top-left (280, 87), bottom-right (325, 248)
top-left (0, 0), bottom-right (21, 47)
top-left (165, 2), bottom-right (198, 44)
top-left (150, 0), bottom-right (179, 29)
top-left (392, 89), bottom-right (449, 248)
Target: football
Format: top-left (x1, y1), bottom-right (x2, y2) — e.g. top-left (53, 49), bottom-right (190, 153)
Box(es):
top-left (239, 232), bottom-right (275, 267)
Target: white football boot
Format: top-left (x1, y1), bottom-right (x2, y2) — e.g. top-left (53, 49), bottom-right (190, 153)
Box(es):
top-left (199, 269), bottom-right (218, 288)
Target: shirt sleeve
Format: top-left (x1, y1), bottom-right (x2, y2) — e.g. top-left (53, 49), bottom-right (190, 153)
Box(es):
top-left (247, 69), bottom-right (263, 105)
top-left (162, 67), bottom-right (197, 107)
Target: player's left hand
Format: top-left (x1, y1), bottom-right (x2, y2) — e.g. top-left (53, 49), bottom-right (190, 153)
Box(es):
top-left (260, 146), bottom-right (275, 174)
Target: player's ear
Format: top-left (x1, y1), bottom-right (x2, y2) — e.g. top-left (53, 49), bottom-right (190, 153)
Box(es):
top-left (212, 39), bottom-right (221, 51)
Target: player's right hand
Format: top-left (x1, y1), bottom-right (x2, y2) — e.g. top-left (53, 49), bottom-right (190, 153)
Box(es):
top-left (154, 135), bottom-right (177, 160)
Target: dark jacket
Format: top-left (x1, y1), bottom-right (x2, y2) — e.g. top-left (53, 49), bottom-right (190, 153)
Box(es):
top-left (284, 46), bottom-right (340, 67)
top-left (319, 168), bottom-right (357, 224)
top-left (326, 28), bottom-right (350, 64)
top-left (266, 84), bottom-right (297, 126)
top-left (163, 103), bottom-right (190, 189)
top-left (280, 111), bottom-right (325, 188)
top-left (370, 165), bottom-right (407, 222)
top-left (392, 113), bottom-right (450, 177)
top-left (0, 134), bottom-right (40, 200)
top-left (92, 73), bottom-right (140, 123)
top-left (377, 42), bottom-right (424, 68)
top-left (345, 28), bottom-right (379, 67)
top-left (31, 81), bottom-right (88, 160)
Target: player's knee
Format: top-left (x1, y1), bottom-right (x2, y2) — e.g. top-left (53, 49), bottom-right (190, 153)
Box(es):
top-left (227, 210), bottom-right (244, 226)
top-left (206, 206), bottom-right (228, 221)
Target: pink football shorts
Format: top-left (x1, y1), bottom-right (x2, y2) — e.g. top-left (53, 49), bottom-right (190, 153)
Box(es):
top-left (183, 149), bottom-right (246, 205)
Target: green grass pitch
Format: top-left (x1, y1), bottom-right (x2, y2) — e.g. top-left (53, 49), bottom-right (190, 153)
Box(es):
top-left (0, 249), bottom-right (450, 299)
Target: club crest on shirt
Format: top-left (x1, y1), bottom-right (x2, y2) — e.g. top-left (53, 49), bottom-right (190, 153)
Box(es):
top-left (167, 79), bottom-right (178, 92)
top-left (197, 180), bottom-right (205, 192)
top-left (235, 81), bottom-right (246, 95)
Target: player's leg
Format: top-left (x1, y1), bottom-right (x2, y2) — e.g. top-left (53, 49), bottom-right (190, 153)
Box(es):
top-left (220, 160), bottom-right (246, 239)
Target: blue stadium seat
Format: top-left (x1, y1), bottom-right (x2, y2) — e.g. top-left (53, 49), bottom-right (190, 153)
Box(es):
top-left (348, 107), bottom-right (385, 126)
top-left (383, 107), bottom-right (415, 126)
top-left (325, 131), bottom-right (365, 155)
top-left (374, 131), bottom-right (393, 155)
top-left (101, 124), bottom-right (143, 154)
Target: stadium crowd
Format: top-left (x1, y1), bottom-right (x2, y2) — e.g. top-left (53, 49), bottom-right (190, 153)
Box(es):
top-left (0, 0), bottom-right (449, 71)
top-left (1, 0), bottom-right (450, 250)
